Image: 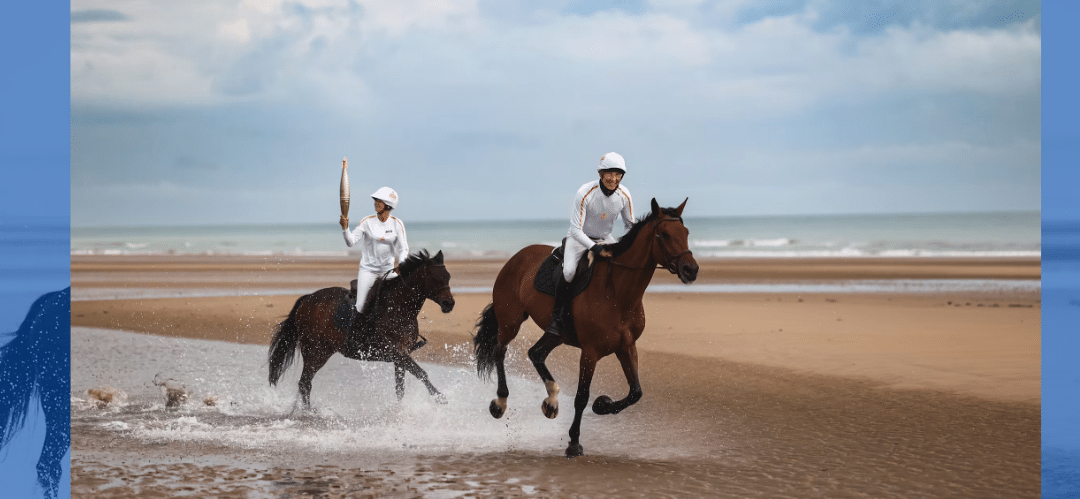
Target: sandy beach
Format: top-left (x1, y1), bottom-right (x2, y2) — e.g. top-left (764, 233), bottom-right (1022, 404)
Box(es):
top-left (70, 255), bottom-right (1041, 497)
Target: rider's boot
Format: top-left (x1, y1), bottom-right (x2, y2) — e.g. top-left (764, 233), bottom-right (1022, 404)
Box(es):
top-left (348, 303), bottom-right (366, 352)
top-left (544, 276), bottom-right (572, 338)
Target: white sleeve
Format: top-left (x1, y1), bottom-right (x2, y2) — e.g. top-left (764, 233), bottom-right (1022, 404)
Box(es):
top-left (619, 187), bottom-right (635, 230)
top-left (343, 223), bottom-right (360, 247)
top-left (394, 218), bottom-right (410, 263)
top-left (568, 183), bottom-right (597, 248)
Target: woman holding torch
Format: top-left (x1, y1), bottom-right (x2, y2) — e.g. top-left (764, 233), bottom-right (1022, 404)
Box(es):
top-left (338, 160), bottom-right (409, 317)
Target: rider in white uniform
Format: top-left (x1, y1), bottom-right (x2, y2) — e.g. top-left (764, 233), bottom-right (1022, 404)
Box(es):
top-left (546, 152), bottom-right (634, 337)
top-left (339, 187), bottom-right (410, 315)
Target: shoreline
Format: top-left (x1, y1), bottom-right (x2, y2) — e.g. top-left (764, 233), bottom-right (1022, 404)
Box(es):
top-left (72, 254), bottom-right (1040, 404)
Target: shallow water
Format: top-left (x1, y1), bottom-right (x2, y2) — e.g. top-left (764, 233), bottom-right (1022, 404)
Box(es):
top-left (72, 326), bottom-right (1038, 498)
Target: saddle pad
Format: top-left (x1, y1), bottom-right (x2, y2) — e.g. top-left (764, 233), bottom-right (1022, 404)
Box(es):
top-left (533, 251), bottom-right (592, 298)
top-left (333, 291), bottom-right (356, 331)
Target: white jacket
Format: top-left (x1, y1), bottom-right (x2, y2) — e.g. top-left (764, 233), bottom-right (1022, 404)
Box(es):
top-left (344, 215), bottom-right (410, 273)
top-left (567, 180), bottom-right (634, 248)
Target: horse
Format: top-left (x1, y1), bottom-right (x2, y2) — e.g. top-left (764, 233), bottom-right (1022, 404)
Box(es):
top-left (268, 250), bottom-right (455, 409)
top-left (474, 199), bottom-right (699, 457)
top-left (0, 288), bottom-right (70, 499)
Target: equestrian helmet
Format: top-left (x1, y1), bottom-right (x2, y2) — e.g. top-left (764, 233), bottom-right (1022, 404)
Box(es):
top-left (371, 187), bottom-right (399, 209)
top-left (597, 152), bottom-right (626, 174)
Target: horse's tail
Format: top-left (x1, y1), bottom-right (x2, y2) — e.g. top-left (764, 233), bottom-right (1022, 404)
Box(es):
top-left (267, 296), bottom-right (305, 386)
top-left (473, 302), bottom-right (500, 380)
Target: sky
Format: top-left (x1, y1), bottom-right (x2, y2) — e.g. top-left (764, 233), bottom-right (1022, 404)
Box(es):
top-left (70, 0), bottom-right (1041, 226)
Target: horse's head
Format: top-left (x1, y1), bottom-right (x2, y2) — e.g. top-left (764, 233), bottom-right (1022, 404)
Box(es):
top-left (649, 198), bottom-right (699, 284)
top-left (418, 250), bottom-right (455, 313)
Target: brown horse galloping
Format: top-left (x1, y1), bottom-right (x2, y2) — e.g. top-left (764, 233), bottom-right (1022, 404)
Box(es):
top-left (268, 250), bottom-right (455, 409)
top-left (474, 199), bottom-right (699, 457)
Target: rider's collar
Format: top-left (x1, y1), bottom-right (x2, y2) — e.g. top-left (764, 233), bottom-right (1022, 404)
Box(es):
top-left (599, 183), bottom-right (617, 196)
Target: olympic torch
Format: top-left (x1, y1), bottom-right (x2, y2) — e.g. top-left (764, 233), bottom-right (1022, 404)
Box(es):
top-left (339, 157), bottom-right (350, 218)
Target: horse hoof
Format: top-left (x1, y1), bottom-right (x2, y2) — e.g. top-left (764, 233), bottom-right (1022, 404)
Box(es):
top-left (542, 400), bottom-right (558, 419)
top-left (435, 393), bottom-right (448, 405)
top-left (489, 399), bottom-right (505, 419)
top-left (592, 395), bottom-right (615, 415)
top-left (565, 443), bottom-right (584, 458)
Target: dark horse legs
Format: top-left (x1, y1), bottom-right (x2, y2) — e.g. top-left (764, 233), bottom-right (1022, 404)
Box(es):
top-left (592, 344), bottom-right (643, 415)
top-left (566, 349), bottom-right (600, 457)
top-left (299, 347), bottom-right (445, 408)
top-left (393, 353), bottom-right (446, 404)
top-left (528, 333), bottom-right (564, 419)
top-left (298, 347), bottom-right (332, 410)
top-left (488, 344), bottom-right (509, 418)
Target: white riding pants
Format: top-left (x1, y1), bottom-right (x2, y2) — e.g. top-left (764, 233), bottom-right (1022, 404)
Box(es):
top-left (562, 235), bottom-right (615, 282)
top-left (355, 268), bottom-right (397, 312)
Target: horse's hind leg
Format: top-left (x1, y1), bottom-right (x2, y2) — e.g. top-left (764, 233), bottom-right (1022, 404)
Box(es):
top-left (490, 315), bottom-right (526, 419)
top-left (528, 333), bottom-right (564, 419)
top-left (298, 348), bottom-right (332, 410)
top-left (592, 343), bottom-right (643, 416)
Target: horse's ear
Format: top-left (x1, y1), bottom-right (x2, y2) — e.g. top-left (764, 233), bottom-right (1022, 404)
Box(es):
top-left (675, 198), bottom-right (687, 217)
top-left (650, 198), bottom-right (660, 216)
top-left (433, 250), bottom-right (444, 264)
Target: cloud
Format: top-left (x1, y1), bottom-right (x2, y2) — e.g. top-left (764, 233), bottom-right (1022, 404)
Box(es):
top-left (69, 0), bottom-right (1041, 224)
top-left (71, 9), bottom-right (130, 23)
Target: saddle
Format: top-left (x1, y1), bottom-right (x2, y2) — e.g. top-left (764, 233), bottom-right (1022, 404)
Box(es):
top-left (533, 238), bottom-right (594, 298)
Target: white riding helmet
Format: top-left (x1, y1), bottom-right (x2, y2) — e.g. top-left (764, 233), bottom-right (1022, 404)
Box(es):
top-left (597, 152), bottom-right (626, 174)
top-left (371, 187), bottom-right (399, 209)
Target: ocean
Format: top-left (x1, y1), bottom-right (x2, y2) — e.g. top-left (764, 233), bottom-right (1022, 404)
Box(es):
top-left (71, 211), bottom-right (1041, 259)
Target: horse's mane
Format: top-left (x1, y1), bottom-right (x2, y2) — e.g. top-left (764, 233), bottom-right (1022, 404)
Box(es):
top-left (371, 249), bottom-right (438, 291)
top-left (396, 250), bottom-right (434, 279)
top-left (606, 207), bottom-right (681, 258)
top-left (358, 250), bottom-right (441, 321)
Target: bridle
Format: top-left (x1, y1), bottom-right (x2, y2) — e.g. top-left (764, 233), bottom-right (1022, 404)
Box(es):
top-left (385, 261), bottom-right (452, 298)
top-left (609, 215), bottom-right (692, 274)
top-left (420, 263), bottom-right (452, 298)
top-left (653, 217), bottom-right (693, 274)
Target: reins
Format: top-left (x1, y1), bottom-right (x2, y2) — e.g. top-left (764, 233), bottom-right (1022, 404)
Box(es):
top-left (384, 261), bottom-right (451, 299)
top-left (608, 216), bottom-right (690, 274)
top-left (603, 216), bottom-right (691, 297)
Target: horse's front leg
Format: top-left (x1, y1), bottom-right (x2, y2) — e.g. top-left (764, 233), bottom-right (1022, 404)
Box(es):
top-left (528, 332), bottom-right (564, 419)
top-left (394, 353), bottom-right (447, 404)
top-left (592, 343), bottom-right (642, 415)
top-left (394, 363), bottom-right (406, 400)
top-left (566, 349), bottom-right (599, 458)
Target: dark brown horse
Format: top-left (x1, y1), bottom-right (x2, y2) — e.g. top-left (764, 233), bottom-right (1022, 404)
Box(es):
top-left (268, 250), bottom-right (455, 409)
top-left (474, 199), bottom-right (699, 457)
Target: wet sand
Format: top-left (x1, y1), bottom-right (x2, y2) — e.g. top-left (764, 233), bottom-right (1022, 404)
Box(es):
top-left (70, 255), bottom-right (1041, 498)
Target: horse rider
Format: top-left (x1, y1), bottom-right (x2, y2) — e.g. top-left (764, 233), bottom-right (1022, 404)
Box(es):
top-left (339, 187), bottom-right (410, 319)
top-left (546, 152), bottom-right (634, 338)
